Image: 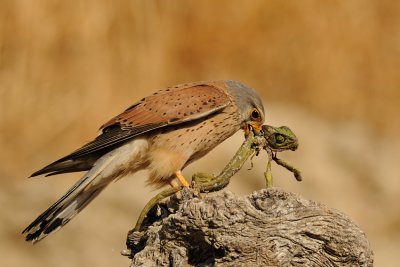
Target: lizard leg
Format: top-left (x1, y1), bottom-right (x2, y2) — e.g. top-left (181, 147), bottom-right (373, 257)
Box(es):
top-left (264, 159), bottom-right (273, 188)
top-left (272, 155), bottom-right (303, 181)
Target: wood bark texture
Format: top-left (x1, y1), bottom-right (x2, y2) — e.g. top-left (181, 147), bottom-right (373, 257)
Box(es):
top-left (126, 188), bottom-right (373, 267)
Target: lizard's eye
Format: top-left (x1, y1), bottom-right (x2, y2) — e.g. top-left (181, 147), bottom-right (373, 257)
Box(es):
top-left (276, 134), bottom-right (285, 144)
top-left (250, 108), bottom-right (261, 120)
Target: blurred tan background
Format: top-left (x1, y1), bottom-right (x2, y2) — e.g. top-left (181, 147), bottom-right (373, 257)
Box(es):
top-left (1, 1), bottom-right (400, 266)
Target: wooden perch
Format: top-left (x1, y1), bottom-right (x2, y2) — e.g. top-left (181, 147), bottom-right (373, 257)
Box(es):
top-left (125, 187), bottom-right (373, 266)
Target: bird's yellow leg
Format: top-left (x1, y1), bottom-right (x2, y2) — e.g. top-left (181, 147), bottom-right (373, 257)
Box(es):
top-left (175, 170), bottom-right (190, 187)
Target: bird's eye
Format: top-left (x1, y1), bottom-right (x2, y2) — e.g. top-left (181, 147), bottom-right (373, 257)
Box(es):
top-left (250, 109), bottom-right (260, 120)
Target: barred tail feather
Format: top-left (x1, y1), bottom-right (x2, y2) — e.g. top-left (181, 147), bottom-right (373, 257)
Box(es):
top-left (22, 154), bottom-right (116, 243)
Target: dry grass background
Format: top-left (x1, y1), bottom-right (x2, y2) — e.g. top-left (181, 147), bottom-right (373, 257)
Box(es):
top-left (1, 1), bottom-right (400, 266)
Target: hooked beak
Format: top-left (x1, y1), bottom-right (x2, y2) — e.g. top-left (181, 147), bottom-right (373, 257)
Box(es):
top-left (244, 122), bottom-right (263, 137)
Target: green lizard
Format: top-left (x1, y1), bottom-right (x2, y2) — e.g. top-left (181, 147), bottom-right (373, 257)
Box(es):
top-left (130, 125), bottom-right (302, 234)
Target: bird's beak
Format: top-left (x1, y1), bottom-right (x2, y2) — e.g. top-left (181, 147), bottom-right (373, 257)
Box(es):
top-left (244, 122), bottom-right (263, 137)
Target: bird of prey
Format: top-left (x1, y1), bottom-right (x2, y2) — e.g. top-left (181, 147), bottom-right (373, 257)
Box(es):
top-left (23, 80), bottom-right (265, 243)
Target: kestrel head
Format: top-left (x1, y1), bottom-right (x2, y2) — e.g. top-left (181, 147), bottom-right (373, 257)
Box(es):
top-left (225, 80), bottom-right (265, 135)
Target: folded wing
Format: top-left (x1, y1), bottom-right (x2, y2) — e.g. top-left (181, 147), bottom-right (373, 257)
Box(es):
top-left (31, 82), bottom-right (231, 177)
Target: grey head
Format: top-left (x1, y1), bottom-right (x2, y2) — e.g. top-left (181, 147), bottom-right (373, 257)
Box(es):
top-left (225, 80), bottom-right (265, 130)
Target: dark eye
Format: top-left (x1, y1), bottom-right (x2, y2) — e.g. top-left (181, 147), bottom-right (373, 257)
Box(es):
top-left (251, 109), bottom-right (260, 120)
top-left (276, 134), bottom-right (285, 144)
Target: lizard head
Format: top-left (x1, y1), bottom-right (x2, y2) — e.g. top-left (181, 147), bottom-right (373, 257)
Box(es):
top-left (262, 125), bottom-right (298, 152)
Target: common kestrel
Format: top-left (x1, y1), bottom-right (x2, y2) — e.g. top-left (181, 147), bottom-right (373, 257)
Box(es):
top-left (23, 80), bottom-right (265, 242)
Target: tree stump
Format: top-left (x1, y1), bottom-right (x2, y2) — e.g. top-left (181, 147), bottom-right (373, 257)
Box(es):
top-left (125, 188), bottom-right (373, 266)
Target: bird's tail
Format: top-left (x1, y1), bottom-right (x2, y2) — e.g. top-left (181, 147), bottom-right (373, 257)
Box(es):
top-left (22, 153), bottom-right (117, 243)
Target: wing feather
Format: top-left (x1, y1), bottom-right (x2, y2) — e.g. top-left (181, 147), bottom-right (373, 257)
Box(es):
top-left (31, 82), bottom-right (231, 177)
top-left (101, 82), bottom-right (230, 129)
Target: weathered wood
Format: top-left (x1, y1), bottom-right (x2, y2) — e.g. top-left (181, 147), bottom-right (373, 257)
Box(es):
top-left (125, 188), bottom-right (373, 266)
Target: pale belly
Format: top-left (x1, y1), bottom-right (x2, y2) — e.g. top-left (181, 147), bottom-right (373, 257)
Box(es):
top-left (146, 108), bottom-right (241, 187)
